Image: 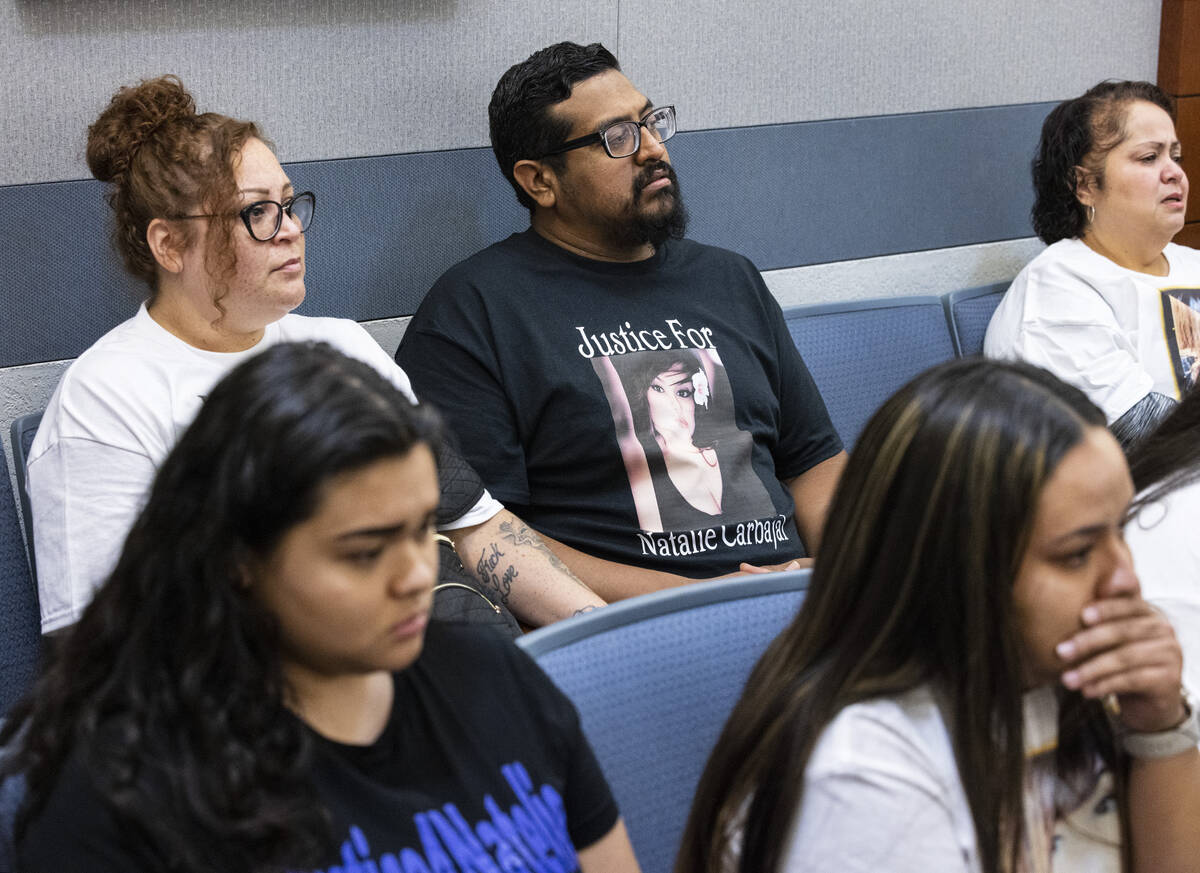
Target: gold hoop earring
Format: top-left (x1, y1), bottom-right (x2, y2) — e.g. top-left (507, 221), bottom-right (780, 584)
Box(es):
top-left (1087, 205), bottom-right (1095, 224)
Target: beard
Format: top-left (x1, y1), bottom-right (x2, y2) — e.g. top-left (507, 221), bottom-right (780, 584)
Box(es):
top-left (600, 160), bottom-right (689, 251)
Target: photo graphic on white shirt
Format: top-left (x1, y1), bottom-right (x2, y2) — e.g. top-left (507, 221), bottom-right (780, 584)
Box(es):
top-left (1160, 287), bottom-right (1200, 393)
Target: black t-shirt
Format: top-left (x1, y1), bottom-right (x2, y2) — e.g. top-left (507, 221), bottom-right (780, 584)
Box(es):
top-left (18, 623), bottom-right (618, 872)
top-left (396, 230), bottom-right (842, 576)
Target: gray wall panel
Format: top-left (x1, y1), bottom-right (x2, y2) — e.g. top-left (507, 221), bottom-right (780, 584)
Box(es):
top-left (1, 0), bottom-right (1159, 186)
top-left (0, 0), bottom-right (616, 185)
top-left (620, 0), bottom-right (1158, 131)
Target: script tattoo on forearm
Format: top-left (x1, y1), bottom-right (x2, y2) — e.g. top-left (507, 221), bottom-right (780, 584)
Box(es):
top-left (498, 519), bottom-right (588, 586)
top-left (475, 542), bottom-right (517, 605)
top-left (572, 605), bottom-right (598, 617)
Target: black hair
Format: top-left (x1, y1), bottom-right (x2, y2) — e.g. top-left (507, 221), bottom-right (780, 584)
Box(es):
top-left (488, 41), bottom-right (621, 212)
top-left (1128, 387), bottom-right (1200, 507)
top-left (1, 341), bottom-right (440, 872)
top-left (1031, 80), bottom-right (1174, 244)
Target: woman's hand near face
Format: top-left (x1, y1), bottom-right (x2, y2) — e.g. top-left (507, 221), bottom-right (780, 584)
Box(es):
top-left (1054, 566), bottom-right (1187, 733)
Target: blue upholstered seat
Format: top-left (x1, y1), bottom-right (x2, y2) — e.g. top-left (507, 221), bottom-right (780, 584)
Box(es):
top-left (0, 766), bottom-right (23, 873)
top-left (10, 413), bottom-right (41, 587)
top-left (783, 296), bottom-right (957, 447)
top-left (944, 282), bottom-right (1008, 357)
top-left (518, 570), bottom-right (810, 873)
top-left (0, 416), bottom-right (42, 871)
top-left (0, 444), bottom-right (40, 719)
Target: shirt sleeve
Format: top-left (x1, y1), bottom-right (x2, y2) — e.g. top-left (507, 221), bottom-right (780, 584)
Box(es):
top-left (328, 318), bottom-right (419, 404)
top-left (780, 767), bottom-right (974, 872)
top-left (28, 437), bottom-right (156, 633)
top-left (990, 267), bottom-right (1152, 422)
top-left (395, 279), bottom-right (532, 507)
top-left (779, 704), bottom-right (973, 872)
top-left (761, 281), bottom-right (844, 480)
top-left (505, 644), bottom-right (619, 852)
top-left (18, 756), bottom-right (152, 872)
top-left (559, 699), bottom-right (620, 852)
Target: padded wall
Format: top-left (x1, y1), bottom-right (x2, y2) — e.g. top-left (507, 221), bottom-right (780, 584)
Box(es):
top-left (674, 103), bottom-right (1053, 269)
top-left (623, 1), bottom-right (1158, 130)
top-left (0, 103), bottom-right (1053, 367)
top-left (0, 0), bottom-right (1157, 186)
top-left (0, 0), bottom-right (618, 186)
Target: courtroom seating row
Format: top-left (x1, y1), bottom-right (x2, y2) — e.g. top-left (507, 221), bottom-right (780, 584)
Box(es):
top-left (0, 280), bottom-right (1007, 717)
top-left (0, 281), bottom-right (1009, 872)
top-left (785, 282), bottom-right (1003, 446)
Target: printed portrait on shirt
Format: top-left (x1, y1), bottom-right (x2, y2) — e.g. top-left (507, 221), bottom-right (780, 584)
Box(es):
top-left (1026, 749), bottom-right (1120, 871)
top-left (1161, 289), bottom-right (1200, 392)
top-left (592, 348), bottom-right (775, 533)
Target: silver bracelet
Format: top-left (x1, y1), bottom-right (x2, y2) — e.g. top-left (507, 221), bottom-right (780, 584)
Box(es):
top-left (1122, 697), bottom-right (1200, 760)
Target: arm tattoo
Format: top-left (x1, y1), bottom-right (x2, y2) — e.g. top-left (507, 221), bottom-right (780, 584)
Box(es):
top-left (498, 519), bottom-right (588, 585)
top-left (474, 542), bottom-right (516, 605)
top-left (572, 605), bottom-right (599, 617)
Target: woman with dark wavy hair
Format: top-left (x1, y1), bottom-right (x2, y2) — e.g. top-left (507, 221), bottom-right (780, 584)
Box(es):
top-left (2, 342), bottom-right (639, 873)
top-left (677, 358), bottom-right (1200, 873)
top-left (986, 80), bottom-right (1199, 449)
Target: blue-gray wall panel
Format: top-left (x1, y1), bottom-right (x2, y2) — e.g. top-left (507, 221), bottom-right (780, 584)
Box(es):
top-left (0, 102), bottom-right (1050, 367)
top-left (0, 178), bottom-right (144, 364)
top-left (287, 150), bottom-right (528, 320)
top-left (673, 102), bottom-right (1051, 270)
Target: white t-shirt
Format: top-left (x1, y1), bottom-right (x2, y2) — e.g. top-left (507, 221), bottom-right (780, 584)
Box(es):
top-left (27, 305), bottom-right (501, 633)
top-left (1126, 482), bottom-right (1200, 698)
top-left (985, 238), bottom-right (1200, 422)
top-left (777, 685), bottom-right (1120, 873)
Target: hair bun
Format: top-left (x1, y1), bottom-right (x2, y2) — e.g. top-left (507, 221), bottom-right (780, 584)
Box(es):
top-left (87, 75), bottom-right (196, 183)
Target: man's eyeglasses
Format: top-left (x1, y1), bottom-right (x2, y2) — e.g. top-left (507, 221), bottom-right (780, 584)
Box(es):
top-left (541, 106), bottom-right (676, 159)
top-left (174, 191), bottom-right (316, 242)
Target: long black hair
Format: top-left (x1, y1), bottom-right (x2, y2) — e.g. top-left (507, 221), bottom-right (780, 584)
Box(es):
top-left (0, 341), bottom-right (440, 872)
top-left (677, 358), bottom-right (1125, 873)
top-left (1031, 80), bottom-right (1173, 244)
top-left (1128, 387), bottom-right (1200, 507)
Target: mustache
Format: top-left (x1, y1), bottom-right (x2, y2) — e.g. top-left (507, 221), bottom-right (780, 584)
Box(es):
top-left (634, 161), bottom-right (678, 198)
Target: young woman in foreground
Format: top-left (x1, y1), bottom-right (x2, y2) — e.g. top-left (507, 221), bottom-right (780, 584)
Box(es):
top-left (3, 342), bottom-right (638, 873)
top-left (678, 358), bottom-right (1200, 873)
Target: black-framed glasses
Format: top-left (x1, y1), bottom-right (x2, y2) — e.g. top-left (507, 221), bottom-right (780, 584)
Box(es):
top-left (173, 191), bottom-right (316, 241)
top-left (541, 105), bottom-right (676, 159)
